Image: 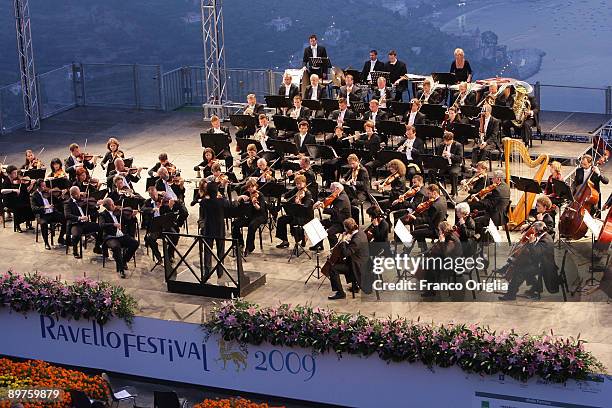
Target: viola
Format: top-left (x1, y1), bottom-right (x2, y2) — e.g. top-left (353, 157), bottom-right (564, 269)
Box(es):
top-left (322, 189), bottom-right (340, 208)
top-left (402, 197), bottom-right (436, 223)
top-left (378, 172), bottom-right (399, 192)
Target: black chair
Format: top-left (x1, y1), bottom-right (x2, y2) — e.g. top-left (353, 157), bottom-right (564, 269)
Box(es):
top-left (70, 390), bottom-right (106, 408)
top-left (101, 372), bottom-right (138, 408)
top-left (153, 390), bottom-right (188, 408)
top-left (35, 214), bottom-right (63, 245)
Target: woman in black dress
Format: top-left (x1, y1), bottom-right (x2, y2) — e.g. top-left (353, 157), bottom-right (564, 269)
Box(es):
top-left (450, 48), bottom-right (473, 83)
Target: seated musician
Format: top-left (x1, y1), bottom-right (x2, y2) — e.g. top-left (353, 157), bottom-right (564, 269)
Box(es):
top-left (544, 161), bottom-right (564, 207)
top-left (452, 81), bottom-right (476, 107)
top-left (293, 120), bottom-right (316, 155)
top-left (330, 98), bottom-right (356, 127)
top-left (48, 158), bottom-right (68, 179)
top-left (253, 114), bottom-right (278, 150)
top-left (1, 165), bottom-right (35, 232)
top-left (22, 149), bottom-right (44, 170)
top-left (391, 174), bottom-right (426, 214)
top-left (470, 169), bottom-right (511, 231)
top-left (287, 95), bottom-right (312, 122)
top-left (524, 195), bottom-right (556, 238)
top-left (304, 73), bottom-right (327, 101)
top-left (74, 167), bottom-right (100, 197)
top-left (253, 158), bottom-right (275, 185)
top-left (385, 50), bottom-right (408, 102)
top-left (286, 155), bottom-right (317, 196)
top-left (361, 49), bottom-right (384, 83)
top-left (397, 124), bottom-right (423, 180)
top-left (232, 178), bottom-right (268, 257)
top-left (65, 143), bottom-right (96, 181)
top-left (99, 197), bottom-right (140, 279)
top-left (362, 99), bottom-right (388, 126)
top-left (372, 159), bottom-right (407, 212)
top-left (418, 79), bottom-right (443, 105)
top-left (155, 166), bottom-right (189, 228)
top-left (241, 144), bottom-right (260, 180)
top-left (30, 178), bottom-right (66, 250)
top-left (148, 152), bottom-right (176, 178)
top-left (454, 202), bottom-right (476, 257)
top-left (321, 125), bottom-right (348, 186)
top-left (572, 154), bottom-right (609, 215)
top-left (203, 115), bottom-right (233, 171)
top-left (141, 186), bottom-right (179, 264)
top-left (278, 72), bottom-right (300, 100)
top-left (498, 221), bottom-right (557, 301)
top-left (327, 217), bottom-right (369, 300)
top-left (420, 220), bottom-right (463, 298)
top-left (462, 161), bottom-right (488, 195)
top-left (338, 74), bottom-right (363, 108)
top-left (357, 121), bottom-right (382, 177)
top-left (404, 99), bottom-right (425, 126)
top-left (443, 106), bottom-right (468, 131)
top-left (64, 186), bottom-right (103, 258)
top-left (502, 86), bottom-right (539, 147)
top-left (471, 104), bottom-right (501, 164)
top-left (312, 182), bottom-right (352, 251)
top-left (373, 77), bottom-right (391, 109)
top-left (205, 162), bottom-right (231, 199)
top-left (199, 181), bottom-right (231, 279)
top-left (365, 206), bottom-right (390, 243)
top-left (107, 175), bottom-right (141, 238)
top-left (481, 82), bottom-right (501, 107)
top-left (339, 153), bottom-right (370, 205)
top-left (192, 179), bottom-right (207, 208)
top-left (108, 158), bottom-right (142, 191)
top-left (100, 137), bottom-right (124, 177)
top-left (276, 174), bottom-right (314, 249)
top-left (403, 184), bottom-right (447, 252)
top-left (434, 131), bottom-right (463, 197)
top-left (236, 94), bottom-right (265, 139)
top-left (194, 148), bottom-right (216, 179)
top-left (450, 48), bottom-right (473, 83)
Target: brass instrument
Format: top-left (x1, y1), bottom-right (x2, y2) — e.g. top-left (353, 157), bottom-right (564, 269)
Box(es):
top-left (511, 86), bottom-right (532, 127)
top-left (243, 104), bottom-right (255, 116)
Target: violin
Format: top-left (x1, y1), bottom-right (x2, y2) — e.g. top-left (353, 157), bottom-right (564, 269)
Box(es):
top-left (397, 186), bottom-right (418, 202)
top-left (467, 181), bottom-right (500, 204)
top-left (295, 187), bottom-right (307, 204)
top-left (50, 169), bottom-right (67, 179)
top-left (79, 153), bottom-right (101, 161)
top-left (401, 197), bottom-right (436, 223)
top-left (322, 189), bottom-right (340, 208)
top-left (378, 172), bottom-right (399, 192)
top-left (250, 191), bottom-right (260, 206)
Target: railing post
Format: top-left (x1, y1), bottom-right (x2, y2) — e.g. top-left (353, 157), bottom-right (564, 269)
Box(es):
top-left (133, 64), bottom-right (140, 110)
top-left (72, 63), bottom-right (85, 106)
top-left (0, 90), bottom-right (4, 135)
top-left (606, 86), bottom-right (611, 115)
top-left (157, 65), bottom-right (164, 111)
top-left (266, 69), bottom-right (275, 96)
top-left (534, 81), bottom-right (541, 110)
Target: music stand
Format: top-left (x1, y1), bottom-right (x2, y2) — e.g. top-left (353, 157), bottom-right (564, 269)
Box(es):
top-left (309, 57), bottom-right (329, 70)
top-left (265, 95), bottom-right (291, 110)
top-left (345, 69), bottom-right (362, 83)
top-left (303, 218), bottom-right (328, 284)
top-left (149, 212), bottom-right (177, 273)
top-left (268, 139), bottom-right (299, 157)
top-left (370, 71), bottom-right (390, 84)
top-left (272, 115), bottom-right (299, 133)
top-left (351, 101), bottom-right (368, 115)
top-left (376, 150), bottom-right (405, 165)
top-left (460, 105), bottom-right (481, 120)
top-left (307, 144), bottom-right (338, 161)
top-left (378, 120), bottom-right (406, 148)
top-left (123, 157), bottom-right (134, 169)
top-left (302, 99), bottom-right (323, 113)
top-left (448, 123), bottom-right (478, 145)
top-left (24, 168), bottom-right (45, 180)
top-left (492, 105), bottom-right (516, 122)
top-left (320, 98), bottom-right (339, 115)
top-left (200, 132), bottom-right (229, 154)
top-left (310, 118), bottom-right (336, 135)
top-left (415, 124), bottom-right (444, 150)
top-left (146, 177), bottom-right (158, 190)
top-left (511, 176), bottom-right (542, 227)
top-left (431, 73), bottom-right (457, 105)
top-left (552, 179), bottom-right (573, 204)
top-left (389, 101), bottom-right (411, 117)
top-left (236, 137), bottom-right (263, 153)
top-left (345, 119), bottom-right (366, 134)
top-left (229, 114), bottom-right (257, 129)
top-left (45, 176), bottom-right (70, 190)
top-left (418, 104), bottom-right (446, 123)
top-left (282, 202), bottom-right (312, 262)
top-left (421, 154), bottom-right (457, 205)
top-left (89, 188), bottom-right (108, 202)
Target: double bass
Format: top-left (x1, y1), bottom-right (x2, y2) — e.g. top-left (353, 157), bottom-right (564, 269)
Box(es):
top-left (558, 168), bottom-right (599, 240)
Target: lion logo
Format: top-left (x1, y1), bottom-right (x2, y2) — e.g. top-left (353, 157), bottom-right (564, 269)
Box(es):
top-left (216, 338), bottom-right (248, 371)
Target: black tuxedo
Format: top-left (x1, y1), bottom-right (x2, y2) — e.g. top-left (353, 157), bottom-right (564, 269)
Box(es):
top-left (338, 85), bottom-right (363, 105)
top-left (362, 110), bottom-right (388, 123)
top-left (293, 133), bottom-right (316, 154)
top-left (417, 89), bottom-right (444, 105)
top-left (572, 168), bottom-right (609, 211)
top-left (403, 111), bottom-right (426, 126)
top-left (30, 190), bottom-right (66, 245)
top-left (472, 116), bottom-right (501, 163)
top-left (342, 167), bottom-right (370, 202)
top-left (330, 109), bottom-right (357, 123)
top-left (304, 85), bottom-right (327, 100)
top-left (302, 45), bottom-right (330, 77)
top-left (65, 156), bottom-right (94, 180)
top-left (155, 179), bottom-right (189, 227)
top-left (330, 230), bottom-right (371, 295)
top-left (412, 196), bottom-right (448, 248)
top-left (506, 232), bottom-right (559, 296)
top-left (452, 91), bottom-right (476, 107)
top-left (472, 182), bottom-right (511, 226)
top-left (286, 106), bottom-right (312, 122)
top-left (320, 191), bottom-right (352, 248)
top-left (435, 141), bottom-right (463, 195)
top-left (276, 188), bottom-right (314, 243)
top-left (383, 60), bottom-right (408, 100)
top-left (63, 197), bottom-right (101, 253)
top-left (278, 83), bottom-right (300, 100)
top-left (372, 87), bottom-right (392, 104)
top-left (361, 60), bottom-right (385, 83)
top-left (242, 103), bottom-right (265, 116)
top-left (200, 196), bottom-right (232, 275)
top-left (398, 136), bottom-right (424, 176)
top-left (99, 209), bottom-right (139, 274)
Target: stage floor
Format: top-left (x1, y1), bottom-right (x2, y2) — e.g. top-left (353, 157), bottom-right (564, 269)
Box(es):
top-left (1, 106), bottom-right (611, 371)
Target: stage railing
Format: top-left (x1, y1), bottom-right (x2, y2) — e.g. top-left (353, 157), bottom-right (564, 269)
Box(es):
top-left (534, 82), bottom-right (612, 115)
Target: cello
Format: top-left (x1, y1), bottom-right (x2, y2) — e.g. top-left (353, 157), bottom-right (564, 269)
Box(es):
top-left (558, 166), bottom-right (600, 240)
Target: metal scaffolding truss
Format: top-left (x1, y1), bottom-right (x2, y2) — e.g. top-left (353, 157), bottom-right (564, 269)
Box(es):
top-left (200, 0), bottom-right (228, 117)
top-left (14, 0), bottom-right (40, 131)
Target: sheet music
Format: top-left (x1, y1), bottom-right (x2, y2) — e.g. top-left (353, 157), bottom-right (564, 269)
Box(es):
top-left (486, 219), bottom-right (502, 243)
top-left (583, 211), bottom-right (603, 237)
top-left (304, 218), bottom-right (328, 246)
top-left (394, 219), bottom-right (413, 245)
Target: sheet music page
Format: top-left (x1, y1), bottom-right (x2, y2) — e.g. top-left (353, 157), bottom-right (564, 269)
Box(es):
top-left (394, 219), bottom-right (413, 245)
top-left (304, 218), bottom-right (328, 245)
top-left (486, 219), bottom-right (502, 243)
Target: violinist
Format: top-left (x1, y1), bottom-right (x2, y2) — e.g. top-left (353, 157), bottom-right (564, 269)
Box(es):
top-left (498, 221), bottom-right (557, 301)
top-left (231, 178), bottom-right (268, 257)
top-left (434, 131), bottom-right (462, 197)
top-left (48, 158), bottom-right (67, 179)
top-left (471, 104), bottom-right (501, 164)
top-left (365, 206), bottom-right (389, 243)
top-left (572, 154), bottom-right (609, 214)
top-left (462, 161), bottom-right (488, 195)
top-left (99, 197), bottom-right (140, 278)
top-left (397, 124), bottom-right (423, 180)
top-left (192, 179), bottom-right (207, 208)
top-left (74, 167), bottom-right (99, 193)
top-left (205, 162), bottom-right (231, 199)
top-left (65, 143), bottom-right (96, 181)
top-left (327, 218), bottom-right (369, 300)
top-left (108, 158), bottom-right (142, 192)
top-left (1, 165), bottom-right (35, 232)
top-left (240, 144), bottom-right (260, 180)
top-left (253, 158), bottom-right (275, 185)
top-left (64, 186), bottom-right (103, 258)
top-left (155, 166), bottom-right (189, 228)
top-left (524, 195), bottom-right (556, 238)
top-left (404, 184), bottom-right (447, 252)
top-left (404, 99), bottom-right (425, 127)
top-left (200, 182), bottom-right (231, 279)
top-left (372, 159), bottom-right (407, 212)
top-left (454, 202), bottom-right (476, 257)
top-left (148, 152), bottom-right (177, 178)
top-left (470, 170), bottom-right (511, 230)
top-left (358, 121), bottom-right (382, 177)
top-left (339, 154), bottom-right (370, 204)
top-left (100, 137), bottom-right (124, 176)
top-left (312, 182), bottom-right (351, 251)
top-left (141, 186), bottom-right (179, 264)
top-left (276, 174), bottom-right (313, 249)
top-left (420, 221), bottom-right (463, 298)
top-left (286, 156), bottom-right (317, 197)
top-left (30, 179), bottom-right (66, 249)
top-left (21, 149), bottom-right (44, 170)
top-left (543, 161), bottom-right (564, 207)
top-left (108, 176), bottom-right (141, 238)
top-left (194, 148), bottom-right (216, 179)
top-left (203, 115), bottom-right (233, 171)
top-left (391, 174), bottom-right (426, 213)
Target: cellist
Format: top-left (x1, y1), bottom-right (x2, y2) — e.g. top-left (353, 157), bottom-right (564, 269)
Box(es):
top-left (572, 154), bottom-right (608, 214)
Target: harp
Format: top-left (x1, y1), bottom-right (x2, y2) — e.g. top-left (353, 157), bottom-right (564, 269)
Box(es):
top-left (503, 137), bottom-right (549, 227)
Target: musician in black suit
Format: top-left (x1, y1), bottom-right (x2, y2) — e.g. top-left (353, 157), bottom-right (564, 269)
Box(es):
top-left (302, 34), bottom-right (329, 79)
top-left (373, 159), bottom-right (407, 212)
top-left (499, 221), bottom-right (558, 301)
top-left (471, 170), bottom-right (511, 228)
top-left (330, 98), bottom-right (357, 126)
top-left (155, 166), bottom-right (189, 228)
top-left (361, 50), bottom-right (385, 83)
top-left (417, 79), bottom-right (443, 105)
top-left (404, 184), bottom-right (448, 252)
top-left (435, 131), bottom-right (463, 197)
top-left (340, 154), bottom-right (370, 203)
top-left (64, 186), bottom-right (103, 258)
top-left (384, 50), bottom-right (408, 101)
top-left (454, 202), bottom-right (477, 257)
top-left (286, 95), bottom-right (312, 122)
top-left (107, 158), bottom-right (142, 192)
top-left (303, 74), bottom-right (328, 102)
top-left (278, 73), bottom-right (300, 100)
top-left (141, 186), bottom-right (179, 264)
top-left (503, 88), bottom-right (539, 147)
top-left (404, 100), bottom-right (426, 127)
top-left (99, 197), bottom-right (140, 278)
top-left (294, 121), bottom-right (316, 155)
top-left (397, 124), bottom-right (424, 180)
top-left (391, 174), bottom-right (426, 213)
top-left (148, 152), bottom-right (177, 178)
top-left (357, 121), bottom-right (383, 176)
top-left (312, 182), bottom-right (352, 250)
top-left (1, 165), bottom-right (35, 232)
top-left (241, 144), bottom-right (260, 180)
top-left (572, 154), bottom-right (609, 213)
top-left (452, 82), bottom-right (476, 107)
top-left (464, 162), bottom-right (489, 195)
top-left (524, 195), bottom-right (556, 238)
top-left (276, 175), bottom-right (314, 248)
top-left (65, 143), bottom-right (95, 181)
top-left (471, 104), bottom-right (501, 164)
top-left (362, 99), bottom-right (388, 125)
top-left (202, 115), bottom-right (233, 171)
top-left (337, 74), bottom-right (363, 107)
top-left (236, 94), bottom-right (265, 139)
top-left (321, 126), bottom-right (349, 186)
top-left (372, 77), bottom-right (392, 108)
top-left (443, 106), bottom-right (469, 133)
top-left (199, 182), bottom-right (232, 278)
top-left (30, 179), bottom-right (66, 250)
top-left (420, 220), bottom-right (463, 298)
top-left (231, 178), bottom-right (268, 256)
top-left (327, 218), bottom-right (370, 299)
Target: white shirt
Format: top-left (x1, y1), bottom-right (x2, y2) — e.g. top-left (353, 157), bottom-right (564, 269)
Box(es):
top-left (484, 116), bottom-right (491, 135)
top-left (345, 86), bottom-right (353, 106)
top-left (284, 84), bottom-right (291, 97)
top-left (212, 127), bottom-right (224, 134)
top-left (260, 126), bottom-right (269, 151)
top-left (311, 45), bottom-right (317, 59)
top-left (407, 111), bottom-right (417, 126)
top-left (378, 88), bottom-right (387, 107)
top-left (109, 211), bottom-right (124, 237)
top-left (371, 111), bottom-right (377, 123)
top-left (299, 133), bottom-right (307, 147)
top-left (163, 181), bottom-right (178, 201)
top-left (150, 199), bottom-right (160, 217)
top-left (368, 60), bottom-right (377, 81)
top-left (72, 198), bottom-right (85, 218)
top-left (403, 138), bottom-right (415, 161)
top-left (444, 144), bottom-right (452, 165)
top-left (581, 168), bottom-right (593, 186)
top-left (338, 109), bottom-right (346, 123)
top-left (39, 191), bottom-right (52, 214)
top-left (310, 86), bottom-right (318, 101)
